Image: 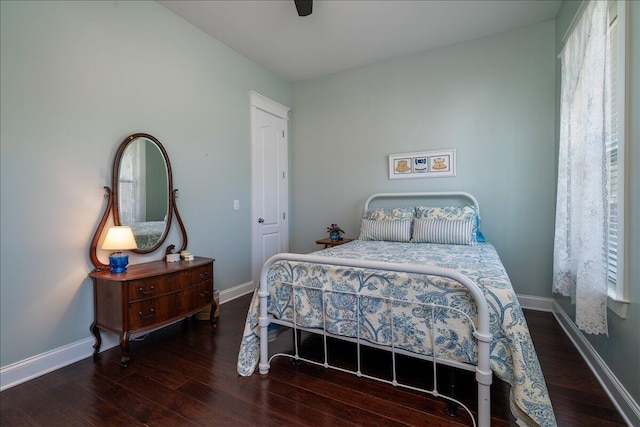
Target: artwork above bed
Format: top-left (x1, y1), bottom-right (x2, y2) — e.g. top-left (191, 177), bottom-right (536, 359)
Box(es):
top-left (388, 149), bottom-right (456, 179)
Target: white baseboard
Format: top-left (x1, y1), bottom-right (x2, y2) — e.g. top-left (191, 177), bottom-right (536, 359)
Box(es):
top-left (553, 301), bottom-right (640, 427)
top-left (0, 334), bottom-right (119, 392)
top-left (517, 294), bottom-right (554, 311)
top-left (219, 280), bottom-right (255, 303)
top-left (0, 280), bottom-right (256, 392)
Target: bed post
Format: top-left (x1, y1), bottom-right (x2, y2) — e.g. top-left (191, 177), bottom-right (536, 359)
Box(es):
top-left (475, 312), bottom-right (493, 427)
top-left (258, 257), bottom-right (274, 374)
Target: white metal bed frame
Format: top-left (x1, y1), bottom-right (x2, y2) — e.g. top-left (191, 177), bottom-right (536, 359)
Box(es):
top-left (258, 192), bottom-right (492, 427)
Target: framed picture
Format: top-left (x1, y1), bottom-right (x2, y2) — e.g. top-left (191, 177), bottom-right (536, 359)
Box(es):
top-left (388, 149), bottom-right (456, 179)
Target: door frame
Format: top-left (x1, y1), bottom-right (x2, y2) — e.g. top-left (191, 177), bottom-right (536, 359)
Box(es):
top-left (249, 91), bottom-right (290, 286)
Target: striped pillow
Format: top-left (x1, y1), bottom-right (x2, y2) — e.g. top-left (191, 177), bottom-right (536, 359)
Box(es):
top-left (359, 219), bottom-right (412, 242)
top-left (411, 218), bottom-right (476, 245)
top-left (414, 205), bottom-right (483, 243)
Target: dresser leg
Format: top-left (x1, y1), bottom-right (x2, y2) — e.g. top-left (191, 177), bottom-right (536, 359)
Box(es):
top-left (210, 299), bottom-right (218, 326)
top-left (90, 322), bottom-right (102, 361)
top-left (119, 332), bottom-right (131, 368)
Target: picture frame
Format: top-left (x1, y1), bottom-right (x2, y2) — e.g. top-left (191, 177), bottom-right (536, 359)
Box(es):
top-left (388, 149), bottom-right (456, 179)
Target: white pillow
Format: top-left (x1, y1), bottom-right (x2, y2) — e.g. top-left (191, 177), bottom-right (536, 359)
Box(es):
top-left (359, 219), bottom-right (412, 242)
top-left (411, 218), bottom-right (476, 245)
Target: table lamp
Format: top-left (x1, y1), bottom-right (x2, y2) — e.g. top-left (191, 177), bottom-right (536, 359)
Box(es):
top-left (102, 226), bottom-right (138, 273)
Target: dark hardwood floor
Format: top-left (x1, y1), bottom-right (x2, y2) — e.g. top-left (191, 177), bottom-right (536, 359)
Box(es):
top-left (1, 294), bottom-right (626, 426)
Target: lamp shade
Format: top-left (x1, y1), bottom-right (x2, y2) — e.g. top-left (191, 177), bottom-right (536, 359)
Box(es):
top-left (102, 226), bottom-right (138, 251)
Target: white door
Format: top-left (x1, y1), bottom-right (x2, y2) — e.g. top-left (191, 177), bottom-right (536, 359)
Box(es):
top-left (250, 91), bottom-right (290, 285)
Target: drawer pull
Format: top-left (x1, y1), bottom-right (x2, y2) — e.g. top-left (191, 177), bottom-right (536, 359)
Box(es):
top-left (138, 309), bottom-right (155, 319)
top-left (199, 291), bottom-right (210, 298)
top-left (199, 272), bottom-right (209, 279)
top-left (139, 285), bottom-right (155, 295)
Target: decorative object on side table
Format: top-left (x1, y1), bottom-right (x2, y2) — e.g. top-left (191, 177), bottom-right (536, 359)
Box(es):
top-left (326, 223), bottom-right (345, 241)
top-left (101, 226), bottom-right (138, 273)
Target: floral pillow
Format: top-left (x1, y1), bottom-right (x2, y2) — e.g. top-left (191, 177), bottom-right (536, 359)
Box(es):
top-left (365, 207), bottom-right (415, 221)
top-left (414, 205), bottom-right (476, 220)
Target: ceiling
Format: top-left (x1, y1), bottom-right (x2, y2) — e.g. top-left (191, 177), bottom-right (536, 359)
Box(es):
top-left (158, 0), bottom-right (562, 83)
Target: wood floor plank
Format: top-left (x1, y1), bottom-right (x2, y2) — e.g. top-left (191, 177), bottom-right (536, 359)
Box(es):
top-left (0, 294), bottom-right (627, 427)
top-left (117, 372), bottom-right (247, 426)
top-left (0, 395), bottom-right (39, 426)
top-left (145, 346), bottom-right (369, 426)
top-left (48, 380), bottom-right (145, 426)
top-left (264, 357), bottom-right (472, 427)
top-left (176, 378), bottom-right (306, 426)
top-left (177, 358), bottom-right (357, 426)
top-left (1, 379), bottom-right (94, 427)
top-left (68, 360), bottom-right (196, 426)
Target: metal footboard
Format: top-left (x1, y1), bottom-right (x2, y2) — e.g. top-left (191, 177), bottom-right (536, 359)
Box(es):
top-left (258, 253), bottom-right (493, 427)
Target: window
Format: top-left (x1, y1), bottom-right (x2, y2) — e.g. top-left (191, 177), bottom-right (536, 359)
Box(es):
top-left (606, 0), bottom-right (629, 317)
top-left (553, 0), bottom-right (629, 335)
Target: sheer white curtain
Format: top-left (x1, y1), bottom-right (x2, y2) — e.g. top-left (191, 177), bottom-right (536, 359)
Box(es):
top-left (554, 0), bottom-right (610, 335)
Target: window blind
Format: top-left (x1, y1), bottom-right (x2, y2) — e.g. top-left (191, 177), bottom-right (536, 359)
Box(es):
top-left (606, 4), bottom-right (618, 289)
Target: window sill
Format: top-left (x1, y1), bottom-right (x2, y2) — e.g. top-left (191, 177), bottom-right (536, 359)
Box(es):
top-left (607, 291), bottom-right (629, 318)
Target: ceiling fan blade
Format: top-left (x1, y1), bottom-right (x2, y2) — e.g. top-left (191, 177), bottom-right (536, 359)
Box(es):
top-left (294, 0), bottom-right (312, 16)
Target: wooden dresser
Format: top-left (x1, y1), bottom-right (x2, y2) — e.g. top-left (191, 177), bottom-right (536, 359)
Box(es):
top-left (89, 256), bottom-right (215, 367)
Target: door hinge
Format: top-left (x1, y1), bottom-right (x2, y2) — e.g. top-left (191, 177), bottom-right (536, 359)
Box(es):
top-left (282, 130), bottom-right (285, 137)
top-left (283, 212), bottom-right (286, 220)
top-left (282, 171), bottom-right (285, 179)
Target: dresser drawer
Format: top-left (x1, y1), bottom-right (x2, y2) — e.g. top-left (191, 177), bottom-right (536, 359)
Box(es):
top-left (128, 298), bottom-right (162, 329)
top-left (128, 281), bottom-right (213, 329)
top-left (128, 289), bottom-right (189, 329)
top-left (128, 275), bottom-right (168, 301)
top-left (190, 264), bottom-right (213, 284)
top-left (128, 269), bottom-right (193, 302)
top-left (191, 281), bottom-right (213, 310)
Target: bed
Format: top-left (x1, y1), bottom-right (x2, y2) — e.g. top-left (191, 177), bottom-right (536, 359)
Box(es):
top-left (237, 192), bottom-right (556, 427)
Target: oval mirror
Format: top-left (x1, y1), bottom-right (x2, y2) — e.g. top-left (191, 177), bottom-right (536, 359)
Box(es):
top-left (112, 133), bottom-right (172, 253)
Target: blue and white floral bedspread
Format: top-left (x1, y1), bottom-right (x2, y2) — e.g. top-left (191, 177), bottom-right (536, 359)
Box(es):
top-left (237, 240), bottom-right (556, 427)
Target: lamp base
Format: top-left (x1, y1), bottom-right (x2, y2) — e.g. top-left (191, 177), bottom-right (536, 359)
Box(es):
top-left (108, 253), bottom-right (129, 273)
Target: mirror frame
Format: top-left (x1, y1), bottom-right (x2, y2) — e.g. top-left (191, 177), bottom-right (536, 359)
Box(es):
top-left (113, 133), bottom-right (172, 254)
top-left (90, 133), bottom-right (188, 271)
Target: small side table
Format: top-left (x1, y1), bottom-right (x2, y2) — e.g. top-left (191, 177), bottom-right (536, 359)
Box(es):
top-left (315, 237), bottom-right (354, 249)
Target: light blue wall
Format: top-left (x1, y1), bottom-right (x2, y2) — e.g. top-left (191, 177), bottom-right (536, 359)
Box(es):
top-left (0, 1), bottom-right (289, 366)
top-left (554, 0), bottom-right (640, 407)
top-left (290, 21), bottom-right (557, 299)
